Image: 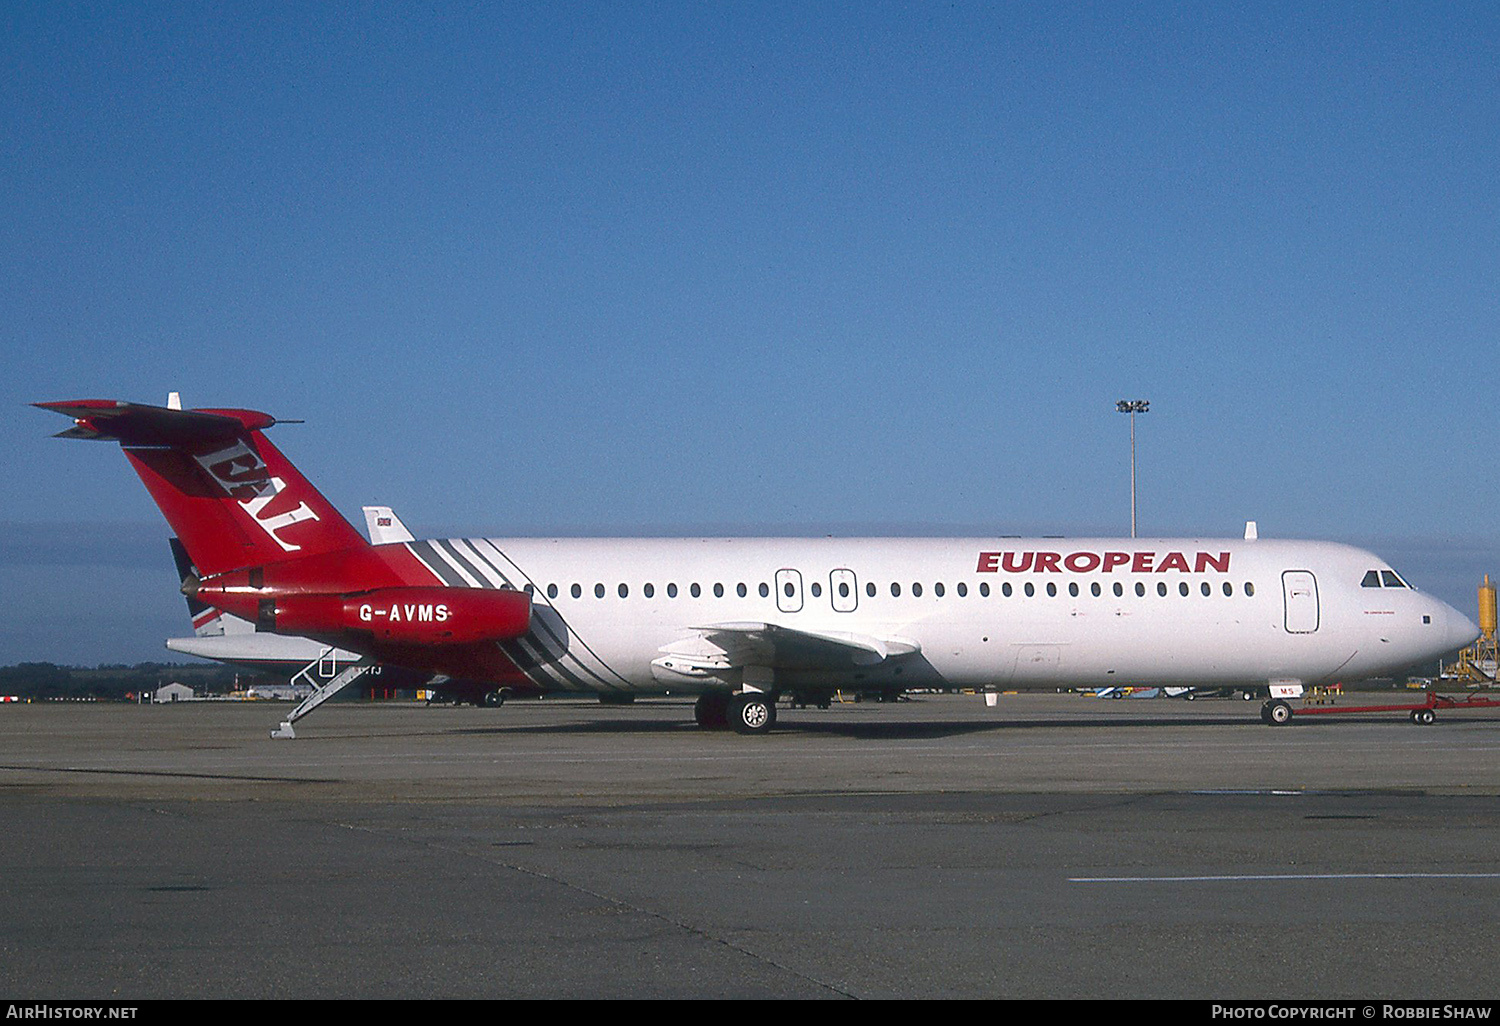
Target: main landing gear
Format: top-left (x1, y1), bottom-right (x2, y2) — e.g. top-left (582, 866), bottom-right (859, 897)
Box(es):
top-left (694, 692), bottom-right (728, 729)
top-left (694, 691), bottom-right (777, 735)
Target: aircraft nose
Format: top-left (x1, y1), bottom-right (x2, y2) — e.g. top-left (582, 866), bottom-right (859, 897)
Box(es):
top-left (1443, 604), bottom-right (1481, 654)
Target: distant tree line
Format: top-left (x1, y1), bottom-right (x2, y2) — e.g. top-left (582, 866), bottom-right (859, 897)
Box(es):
top-left (0, 662), bottom-right (281, 700)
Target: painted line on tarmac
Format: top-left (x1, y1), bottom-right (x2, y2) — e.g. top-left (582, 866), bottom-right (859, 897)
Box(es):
top-left (1070, 872), bottom-right (1500, 883)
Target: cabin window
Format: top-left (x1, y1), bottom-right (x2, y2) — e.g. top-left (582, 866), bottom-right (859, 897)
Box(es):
top-left (667, 583), bottom-right (678, 598)
top-left (891, 583), bottom-right (901, 597)
top-left (571, 583), bottom-right (582, 599)
top-left (594, 583), bottom-right (605, 598)
top-left (1136, 582), bottom-right (1146, 597)
top-left (912, 583), bottom-right (923, 598)
top-left (1068, 582), bottom-right (1079, 597)
top-left (547, 584), bottom-right (558, 599)
top-left (934, 582), bottom-right (945, 597)
top-left (1157, 582), bottom-right (1168, 597)
top-left (838, 581), bottom-right (851, 598)
top-left (761, 582), bottom-right (770, 598)
top-left (691, 583), bottom-right (702, 598)
top-left (737, 583), bottom-right (747, 598)
top-left (713, 583), bottom-right (724, 598)
top-left (811, 582), bottom-right (823, 598)
top-left (1114, 582), bottom-right (1123, 597)
top-left (618, 583), bottom-right (629, 598)
top-left (1046, 582), bottom-right (1057, 597)
top-left (644, 583), bottom-right (654, 598)
top-left (1091, 582), bottom-right (1101, 597)
top-left (981, 582), bottom-right (991, 597)
top-left (957, 582), bottom-right (968, 597)
top-left (1024, 582), bottom-right (1035, 597)
top-left (1245, 582), bottom-right (1256, 596)
top-left (1201, 582), bottom-right (1211, 597)
top-left (1179, 582), bottom-right (1190, 597)
top-left (867, 582), bottom-right (877, 597)
top-left (1223, 582), bottom-right (1233, 597)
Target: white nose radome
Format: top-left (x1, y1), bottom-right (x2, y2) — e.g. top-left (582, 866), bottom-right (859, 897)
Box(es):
top-left (1445, 606), bottom-right (1481, 654)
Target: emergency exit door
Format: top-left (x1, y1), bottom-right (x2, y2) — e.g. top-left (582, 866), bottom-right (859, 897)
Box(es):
top-left (829, 568), bottom-right (858, 612)
top-left (775, 569), bottom-right (803, 613)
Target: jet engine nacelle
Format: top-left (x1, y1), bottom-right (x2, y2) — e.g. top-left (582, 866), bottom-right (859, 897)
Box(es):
top-left (272, 587), bottom-right (531, 645)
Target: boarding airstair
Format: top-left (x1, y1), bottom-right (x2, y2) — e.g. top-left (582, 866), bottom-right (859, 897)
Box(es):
top-left (270, 651), bottom-right (373, 739)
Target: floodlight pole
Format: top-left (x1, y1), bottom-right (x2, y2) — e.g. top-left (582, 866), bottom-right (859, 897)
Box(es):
top-left (1116, 400), bottom-right (1150, 538)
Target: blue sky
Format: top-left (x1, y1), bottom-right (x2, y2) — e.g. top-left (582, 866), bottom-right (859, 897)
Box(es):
top-left (2, 3), bottom-right (1497, 664)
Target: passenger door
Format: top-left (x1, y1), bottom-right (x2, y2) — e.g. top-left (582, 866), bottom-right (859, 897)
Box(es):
top-left (1282, 570), bottom-right (1320, 633)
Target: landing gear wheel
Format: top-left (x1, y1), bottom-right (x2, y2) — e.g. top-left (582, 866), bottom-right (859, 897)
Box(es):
top-left (728, 693), bottom-right (777, 735)
top-left (694, 692), bottom-right (730, 730)
top-left (482, 689), bottom-right (507, 708)
top-left (1266, 700), bottom-right (1294, 726)
top-left (1411, 708), bottom-right (1436, 726)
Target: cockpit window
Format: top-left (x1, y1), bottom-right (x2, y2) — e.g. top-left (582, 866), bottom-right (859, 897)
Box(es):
top-left (1363, 569), bottom-right (1411, 589)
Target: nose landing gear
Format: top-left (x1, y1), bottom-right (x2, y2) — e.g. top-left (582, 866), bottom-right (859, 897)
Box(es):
top-left (1261, 700), bottom-right (1294, 726)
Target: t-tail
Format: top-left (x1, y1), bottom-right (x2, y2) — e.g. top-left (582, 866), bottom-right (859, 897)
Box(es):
top-left (37, 399), bottom-right (531, 659)
top-left (39, 399), bottom-right (367, 576)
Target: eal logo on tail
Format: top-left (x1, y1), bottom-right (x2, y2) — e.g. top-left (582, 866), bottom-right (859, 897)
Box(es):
top-left (193, 440), bottom-right (320, 552)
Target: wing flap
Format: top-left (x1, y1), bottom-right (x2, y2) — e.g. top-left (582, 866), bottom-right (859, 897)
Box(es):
top-left (652, 621), bottom-right (920, 682)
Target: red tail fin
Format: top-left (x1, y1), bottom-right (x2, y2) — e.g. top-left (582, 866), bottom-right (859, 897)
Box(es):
top-left (37, 399), bottom-right (368, 576)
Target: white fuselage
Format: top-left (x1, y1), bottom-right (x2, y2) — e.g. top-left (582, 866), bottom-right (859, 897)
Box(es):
top-left (403, 536), bottom-right (1479, 695)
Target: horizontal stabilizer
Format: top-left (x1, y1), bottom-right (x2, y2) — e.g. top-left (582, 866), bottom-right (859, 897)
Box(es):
top-left (35, 400), bottom-right (277, 446)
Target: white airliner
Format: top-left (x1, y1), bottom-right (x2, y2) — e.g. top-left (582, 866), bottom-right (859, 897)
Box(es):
top-left (38, 398), bottom-right (1479, 734)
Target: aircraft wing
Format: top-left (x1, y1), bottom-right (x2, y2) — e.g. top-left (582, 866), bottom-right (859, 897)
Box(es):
top-left (651, 621), bottom-right (919, 683)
